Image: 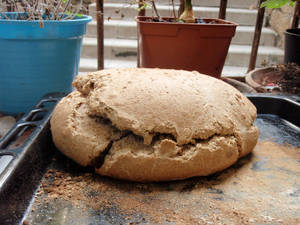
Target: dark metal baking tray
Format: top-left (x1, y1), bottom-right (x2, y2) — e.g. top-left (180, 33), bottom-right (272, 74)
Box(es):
top-left (0, 94), bottom-right (299, 225)
top-left (0, 93), bottom-right (65, 225)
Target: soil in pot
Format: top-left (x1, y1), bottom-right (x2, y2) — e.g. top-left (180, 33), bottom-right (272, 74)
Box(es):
top-left (143, 17), bottom-right (220, 24)
top-left (275, 63), bottom-right (300, 95)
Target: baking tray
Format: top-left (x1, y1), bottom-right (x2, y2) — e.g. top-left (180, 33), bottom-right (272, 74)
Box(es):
top-left (0, 94), bottom-right (299, 225)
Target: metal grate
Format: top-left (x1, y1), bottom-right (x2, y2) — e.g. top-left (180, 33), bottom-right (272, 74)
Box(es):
top-left (0, 93), bottom-right (64, 190)
top-left (0, 93), bottom-right (65, 225)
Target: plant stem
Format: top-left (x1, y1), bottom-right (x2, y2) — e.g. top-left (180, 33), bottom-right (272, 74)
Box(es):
top-left (54, 0), bottom-right (63, 20)
top-left (64, 0), bottom-right (83, 20)
top-left (185, 0), bottom-right (192, 9)
top-left (179, 0), bottom-right (195, 23)
top-left (171, 0), bottom-right (176, 19)
top-left (0, 0), bottom-right (84, 21)
top-left (59, 0), bottom-right (72, 20)
top-left (178, 0), bottom-right (184, 17)
top-left (151, 0), bottom-right (160, 20)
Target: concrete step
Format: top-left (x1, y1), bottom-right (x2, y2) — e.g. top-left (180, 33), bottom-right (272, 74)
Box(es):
top-left (104, 0), bottom-right (258, 9)
top-left (221, 66), bottom-right (249, 77)
top-left (234, 26), bottom-right (277, 46)
top-left (79, 58), bottom-right (136, 72)
top-left (81, 37), bottom-right (284, 67)
top-left (90, 3), bottom-right (258, 26)
top-left (82, 38), bottom-right (137, 60)
top-left (227, 44), bottom-right (283, 67)
top-left (86, 20), bottom-right (137, 40)
top-left (86, 20), bottom-right (136, 39)
top-left (86, 20), bottom-right (278, 46)
top-left (79, 57), bottom-right (249, 77)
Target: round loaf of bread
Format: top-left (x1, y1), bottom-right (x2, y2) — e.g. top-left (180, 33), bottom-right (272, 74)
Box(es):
top-left (51, 68), bottom-right (259, 182)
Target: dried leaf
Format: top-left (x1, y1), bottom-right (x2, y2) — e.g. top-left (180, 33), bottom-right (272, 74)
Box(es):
top-left (40, 21), bottom-right (44, 28)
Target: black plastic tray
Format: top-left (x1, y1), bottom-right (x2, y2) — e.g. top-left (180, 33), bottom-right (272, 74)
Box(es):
top-left (0, 93), bottom-right (65, 224)
top-left (0, 94), bottom-right (299, 225)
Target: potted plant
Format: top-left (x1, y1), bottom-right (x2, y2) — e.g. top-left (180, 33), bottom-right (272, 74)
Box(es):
top-left (136, 0), bottom-right (238, 78)
top-left (0, 0), bottom-right (91, 115)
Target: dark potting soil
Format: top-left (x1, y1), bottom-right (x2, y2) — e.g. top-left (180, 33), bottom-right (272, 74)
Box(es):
top-left (275, 63), bottom-right (300, 95)
top-left (145, 18), bottom-right (218, 24)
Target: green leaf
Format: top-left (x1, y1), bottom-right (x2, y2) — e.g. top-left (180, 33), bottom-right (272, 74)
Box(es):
top-left (66, 10), bottom-right (71, 15)
top-left (62, 0), bottom-right (67, 3)
top-left (289, 1), bottom-right (295, 7)
top-left (260, 0), bottom-right (291, 8)
top-left (137, 2), bottom-right (149, 11)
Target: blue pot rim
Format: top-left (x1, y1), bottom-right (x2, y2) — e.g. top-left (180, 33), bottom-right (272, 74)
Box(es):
top-left (0, 12), bottom-right (92, 24)
top-left (0, 12), bottom-right (92, 39)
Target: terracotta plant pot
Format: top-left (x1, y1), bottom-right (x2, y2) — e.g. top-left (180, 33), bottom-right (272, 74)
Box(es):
top-left (136, 16), bottom-right (238, 78)
top-left (245, 67), bottom-right (283, 93)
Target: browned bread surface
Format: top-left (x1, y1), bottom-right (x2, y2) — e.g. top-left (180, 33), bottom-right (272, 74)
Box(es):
top-left (51, 68), bottom-right (258, 182)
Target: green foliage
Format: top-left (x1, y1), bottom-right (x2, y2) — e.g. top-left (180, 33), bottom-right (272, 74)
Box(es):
top-left (260, 0), bottom-right (296, 8)
top-left (66, 10), bottom-right (82, 17)
top-left (138, 2), bottom-right (149, 12)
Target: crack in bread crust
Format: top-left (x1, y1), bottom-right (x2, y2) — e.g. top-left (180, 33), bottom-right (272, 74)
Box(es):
top-left (87, 116), bottom-right (244, 171)
top-left (90, 131), bottom-right (133, 169)
top-left (85, 114), bottom-right (258, 181)
top-left (51, 91), bottom-right (253, 180)
top-left (96, 134), bottom-right (240, 182)
top-left (50, 91), bottom-right (123, 167)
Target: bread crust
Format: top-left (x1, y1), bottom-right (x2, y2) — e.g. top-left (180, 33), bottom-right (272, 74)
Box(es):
top-left (50, 91), bottom-right (122, 167)
top-left (96, 135), bottom-right (239, 182)
top-left (51, 68), bottom-right (259, 182)
top-left (74, 68), bottom-right (258, 154)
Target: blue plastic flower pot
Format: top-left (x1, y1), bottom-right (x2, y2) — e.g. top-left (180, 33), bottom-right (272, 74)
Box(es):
top-left (0, 13), bottom-right (92, 115)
